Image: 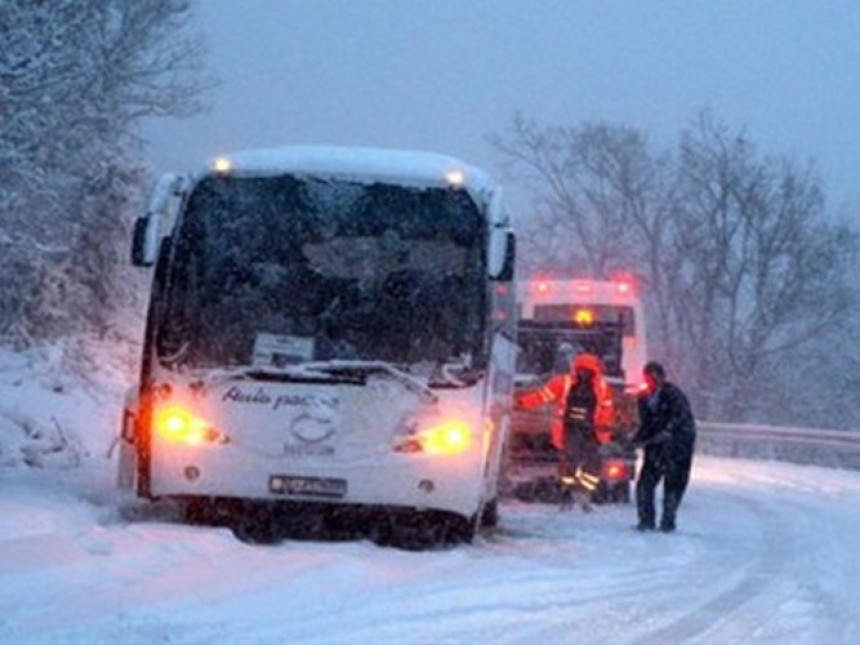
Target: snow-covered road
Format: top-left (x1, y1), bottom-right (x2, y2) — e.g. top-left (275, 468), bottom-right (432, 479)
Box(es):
top-left (2, 456), bottom-right (859, 644)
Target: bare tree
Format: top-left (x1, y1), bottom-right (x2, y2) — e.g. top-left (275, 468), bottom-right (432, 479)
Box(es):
top-left (490, 111), bottom-right (859, 427)
top-left (491, 114), bottom-right (650, 278)
top-left (490, 114), bottom-right (680, 362)
top-left (672, 113), bottom-right (857, 419)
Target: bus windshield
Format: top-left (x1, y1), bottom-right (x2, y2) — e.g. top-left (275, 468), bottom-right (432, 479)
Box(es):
top-left (157, 175), bottom-right (487, 371)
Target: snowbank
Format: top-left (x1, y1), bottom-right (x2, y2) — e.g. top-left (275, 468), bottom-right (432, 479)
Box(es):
top-left (0, 339), bottom-right (134, 474)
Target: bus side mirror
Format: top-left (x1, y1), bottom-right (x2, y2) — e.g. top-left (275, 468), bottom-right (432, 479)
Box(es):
top-left (131, 172), bottom-right (187, 267)
top-left (131, 213), bottom-right (166, 267)
top-left (131, 217), bottom-right (156, 266)
top-left (489, 229), bottom-right (515, 281)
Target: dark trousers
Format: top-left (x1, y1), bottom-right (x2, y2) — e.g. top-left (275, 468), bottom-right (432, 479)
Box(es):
top-left (636, 449), bottom-right (693, 527)
top-left (559, 428), bottom-right (601, 495)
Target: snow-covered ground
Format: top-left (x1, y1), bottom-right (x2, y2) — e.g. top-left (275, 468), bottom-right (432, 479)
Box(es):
top-left (2, 346), bottom-right (860, 644)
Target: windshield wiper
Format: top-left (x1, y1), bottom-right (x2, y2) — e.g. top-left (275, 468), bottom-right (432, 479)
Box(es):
top-left (176, 361), bottom-right (438, 402)
top-left (186, 364), bottom-right (363, 386)
top-left (301, 360), bottom-right (438, 404)
top-left (428, 361), bottom-right (483, 389)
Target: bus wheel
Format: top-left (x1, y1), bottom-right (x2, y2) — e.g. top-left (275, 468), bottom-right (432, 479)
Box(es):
top-left (231, 505), bottom-right (281, 545)
top-left (390, 514), bottom-right (442, 550)
top-left (183, 497), bottom-right (218, 525)
top-left (377, 512), bottom-right (473, 550)
top-left (479, 498), bottom-right (499, 528)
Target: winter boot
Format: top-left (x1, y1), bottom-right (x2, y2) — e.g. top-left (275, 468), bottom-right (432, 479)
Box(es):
top-left (576, 491), bottom-right (593, 513)
top-left (558, 486), bottom-right (574, 511)
top-left (558, 475), bottom-right (577, 511)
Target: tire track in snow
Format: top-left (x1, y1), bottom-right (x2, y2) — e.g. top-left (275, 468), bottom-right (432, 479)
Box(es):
top-left (632, 463), bottom-right (860, 645)
top-left (633, 492), bottom-right (794, 645)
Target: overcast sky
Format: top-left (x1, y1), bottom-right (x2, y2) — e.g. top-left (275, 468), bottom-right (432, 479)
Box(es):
top-left (143, 0), bottom-right (860, 220)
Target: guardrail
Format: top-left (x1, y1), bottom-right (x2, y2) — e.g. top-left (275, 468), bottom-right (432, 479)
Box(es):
top-left (696, 421), bottom-right (860, 471)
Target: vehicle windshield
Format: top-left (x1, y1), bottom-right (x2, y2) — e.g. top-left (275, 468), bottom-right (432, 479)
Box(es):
top-left (156, 174), bottom-right (487, 371)
top-left (515, 324), bottom-right (624, 380)
top-left (533, 304), bottom-right (636, 337)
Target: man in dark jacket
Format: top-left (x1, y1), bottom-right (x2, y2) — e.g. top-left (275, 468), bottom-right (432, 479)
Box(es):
top-left (631, 361), bottom-right (696, 532)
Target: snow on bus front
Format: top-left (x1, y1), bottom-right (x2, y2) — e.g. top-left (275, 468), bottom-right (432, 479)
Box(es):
top-left (147, 361), bottom-right (486, 516)
top-left (146, 172), bottom-right (493, 518)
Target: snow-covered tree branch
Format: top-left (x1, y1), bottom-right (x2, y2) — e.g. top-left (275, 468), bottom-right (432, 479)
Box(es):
top-left (0, 0), bottom-right (209, 346)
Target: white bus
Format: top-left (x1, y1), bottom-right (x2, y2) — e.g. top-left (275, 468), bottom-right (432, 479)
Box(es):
top-left (117, 146), bottom-right (517, 546)
top-left (516, 277), bottom-right (647, 392)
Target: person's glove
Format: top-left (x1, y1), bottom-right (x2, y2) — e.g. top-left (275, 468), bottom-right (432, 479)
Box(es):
top-left (597, 442), bottom-right (616, 457)
top-left (611, 435), bottom-right (638, 452)
top-left (629, 434), bottom-right (642, 448)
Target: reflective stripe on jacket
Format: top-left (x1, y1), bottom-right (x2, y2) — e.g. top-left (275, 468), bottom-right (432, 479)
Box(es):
top-left (517, 354), bottom-right (614, 450)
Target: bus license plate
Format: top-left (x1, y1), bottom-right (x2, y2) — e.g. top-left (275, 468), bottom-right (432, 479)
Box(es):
top-left (270, 475), bottom-right (347, 498)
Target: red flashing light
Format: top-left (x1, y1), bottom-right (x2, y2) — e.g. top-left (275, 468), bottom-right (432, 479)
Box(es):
top-left (611, 272), bottom-right (637, 297)
top-left (573, 282), bottom-right (594, 294)
top-left (602, 460), bottom-right (629, 482)
top-left (536, 281), bottom-right (550, 293)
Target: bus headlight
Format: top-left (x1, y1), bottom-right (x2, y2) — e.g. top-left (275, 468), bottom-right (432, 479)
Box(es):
top-left (393, 418), bottom-right (473, 455)
top-left (419, 420), bottom-right (472, 454)
top-left (154, 405), bottom-right (229, 445)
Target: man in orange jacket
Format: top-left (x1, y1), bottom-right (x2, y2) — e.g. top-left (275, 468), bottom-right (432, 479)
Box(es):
top-left (516, 353), bottom-right (614, 509)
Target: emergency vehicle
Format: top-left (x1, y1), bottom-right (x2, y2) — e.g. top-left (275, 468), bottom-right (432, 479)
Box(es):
top-left (517, 277), bottom-right (647, 392)
top-left (508, 277), bottom-right (647, 503)
top-left (117, 146), bottom-right (517, 546)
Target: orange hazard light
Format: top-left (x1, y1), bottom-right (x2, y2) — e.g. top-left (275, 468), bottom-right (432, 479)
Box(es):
top-left (574, 308), bottom-right (595, 325)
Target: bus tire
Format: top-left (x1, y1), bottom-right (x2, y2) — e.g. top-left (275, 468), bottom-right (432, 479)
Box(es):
top-left (479, 498), bottom-right (499, 528)
top-left (182, 497), bottom-right (222, 525)
top-left (231, 505), bottom-right (281, 545)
